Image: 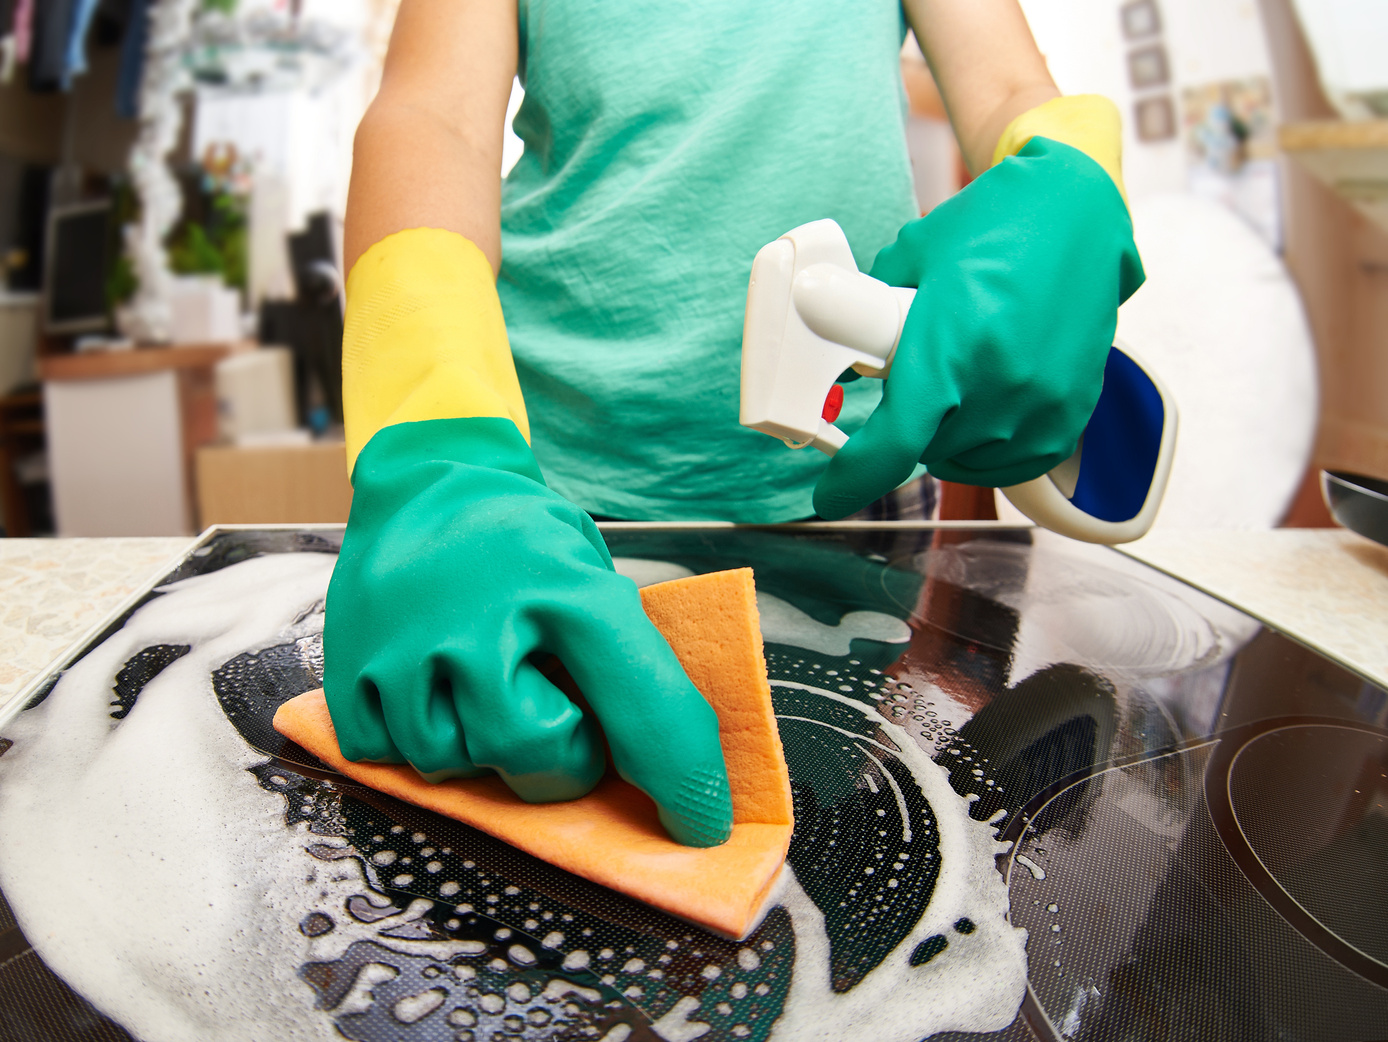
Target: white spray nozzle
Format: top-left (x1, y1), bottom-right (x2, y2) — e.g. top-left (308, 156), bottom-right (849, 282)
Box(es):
top-left (740, 220), bottom-right (913, 453)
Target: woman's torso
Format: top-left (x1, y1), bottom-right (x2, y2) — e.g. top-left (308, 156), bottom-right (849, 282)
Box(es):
top-left (500, 0), bottom-right (918, 521)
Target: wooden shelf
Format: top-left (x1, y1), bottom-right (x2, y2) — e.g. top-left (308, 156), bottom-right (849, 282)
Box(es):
top-left (37, 341), bottom-right (253, 382)
top-left (1279, 120), bottom-right (1388, 233)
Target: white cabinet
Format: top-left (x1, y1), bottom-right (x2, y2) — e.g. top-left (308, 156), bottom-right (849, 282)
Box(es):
top-left (45, 371), bottom-right (189, 536)
top-left (40, 344), bottom-right (244, 537)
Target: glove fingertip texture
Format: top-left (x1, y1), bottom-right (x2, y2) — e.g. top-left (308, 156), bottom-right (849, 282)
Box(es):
top-left (663, 765), bottom-right (735, 848)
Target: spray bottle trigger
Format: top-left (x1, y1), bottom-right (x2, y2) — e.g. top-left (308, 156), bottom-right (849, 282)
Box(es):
top-left (822, 385), bottom-right (844, 423)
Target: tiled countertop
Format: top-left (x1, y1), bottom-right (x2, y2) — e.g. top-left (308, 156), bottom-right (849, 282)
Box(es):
top-left (1, 537), bottom-right (192, 710)
top-left (2, 528), bottom-right (1386, 713)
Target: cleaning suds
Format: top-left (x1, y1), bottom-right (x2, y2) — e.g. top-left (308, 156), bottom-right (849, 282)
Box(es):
top-left (753, 595), bottom-right (910, 659)
top-left (1015, 855), bottom-right (1047, 881)
top-left (0, 554), bottom-right (368, 1041)
top-left (763, 663), bottom-right (1026, 1041)
top-left (0, 551), bottom-right (1026, 1041)
top-left (613, 558), bottom-right (911, 659)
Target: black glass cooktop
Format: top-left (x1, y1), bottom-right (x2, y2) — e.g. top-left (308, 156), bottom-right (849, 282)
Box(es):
top-left (0, 524), bottom-right (1383, 1042)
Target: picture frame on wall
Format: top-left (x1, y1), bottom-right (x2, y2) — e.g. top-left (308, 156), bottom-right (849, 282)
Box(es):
top-left (1128, 44), bottom-right (1171, 90)
top-left (1135, 96), bottom-right (1178, 142)
top-left (1120, 0), bottom-right (1163, 41)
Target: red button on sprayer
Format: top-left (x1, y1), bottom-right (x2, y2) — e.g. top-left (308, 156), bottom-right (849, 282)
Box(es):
top-left (822, 384), bottom-right (844, 423)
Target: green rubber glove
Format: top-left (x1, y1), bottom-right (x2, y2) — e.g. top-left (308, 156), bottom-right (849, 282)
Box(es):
top-left (323, 416), bottom-right (733, 848)
top-left (813, 137), bottom-right (1145, 519)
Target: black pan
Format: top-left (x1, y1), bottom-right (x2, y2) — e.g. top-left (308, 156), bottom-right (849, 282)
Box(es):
top-left (1321, 470), bottom-right (1388, 547)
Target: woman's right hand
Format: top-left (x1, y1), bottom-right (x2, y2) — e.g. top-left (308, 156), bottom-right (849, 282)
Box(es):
top-left (324, 415), bottom-right (733, 847)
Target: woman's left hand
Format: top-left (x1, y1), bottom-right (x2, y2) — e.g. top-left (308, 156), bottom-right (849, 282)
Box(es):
top-left (813, 133), bottom-right (1144, 519)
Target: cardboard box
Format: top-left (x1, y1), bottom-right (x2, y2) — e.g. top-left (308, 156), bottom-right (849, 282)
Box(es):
top-left (196, 442), bottom-right (352, 526)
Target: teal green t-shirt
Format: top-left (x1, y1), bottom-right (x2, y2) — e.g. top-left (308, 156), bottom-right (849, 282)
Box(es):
top-left (500, 1), bottom-right (918, 521)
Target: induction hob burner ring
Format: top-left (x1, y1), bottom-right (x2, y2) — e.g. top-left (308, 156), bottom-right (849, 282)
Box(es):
top-left (1002, 739), bottom-right (1219, 1042)
top-left (995, 738), bottom-right (1210, 849)
top-left (1206, 715), bottom-right (1388, 990)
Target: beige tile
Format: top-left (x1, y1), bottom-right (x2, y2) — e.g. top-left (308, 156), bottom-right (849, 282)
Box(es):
top-left (0, 538), bottom-right (192, 709)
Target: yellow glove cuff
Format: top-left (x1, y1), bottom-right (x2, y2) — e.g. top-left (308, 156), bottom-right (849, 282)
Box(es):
top-left (992, 94), bottom-right (1129, 206)
top-left (341, 228), bottom-right (530, 476)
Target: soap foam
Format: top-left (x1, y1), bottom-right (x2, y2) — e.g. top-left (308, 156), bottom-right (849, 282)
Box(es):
top-left (612, 558), bottom-right (696, 588)
top-left (766, 683), bottom-right (1027, 1042)
top-left (755, 595), bottom-right (910, 658)
top-left (0, 554), bottom-right (482, 1041)
top-left (0, 551), bottom-right (1025, 1041)
top-left (653, 994), bottom-right (712, 1041)
top-left (611, 557), bottom-right (910, 658)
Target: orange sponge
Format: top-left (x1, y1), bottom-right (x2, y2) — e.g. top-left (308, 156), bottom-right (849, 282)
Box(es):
top-left (273, 568), bottom-right (793, 940)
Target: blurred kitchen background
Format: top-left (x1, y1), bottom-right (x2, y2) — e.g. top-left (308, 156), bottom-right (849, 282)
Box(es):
top-left (0, 0), bottom-right (1382, 537)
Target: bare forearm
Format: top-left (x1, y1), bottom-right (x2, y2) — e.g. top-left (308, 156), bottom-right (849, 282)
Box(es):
top-left (346, 102), bottom-right (504, 275)
top-left (343, 0), bottom-right (517, 276)
top-left (903, 0), bottom-right (1058, 174)
top-left (954, 81), bottom-right (1060, 175)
